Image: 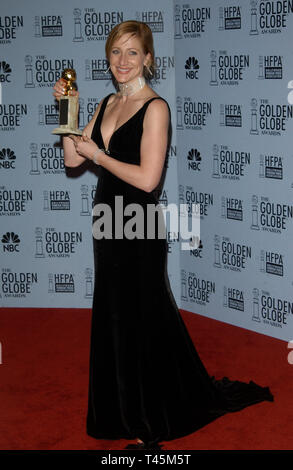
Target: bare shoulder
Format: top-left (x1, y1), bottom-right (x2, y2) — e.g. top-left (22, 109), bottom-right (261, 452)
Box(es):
top-left (144, 96), bottom-right (170, 123)
top-left (107, 93), bottom-right (118, 106)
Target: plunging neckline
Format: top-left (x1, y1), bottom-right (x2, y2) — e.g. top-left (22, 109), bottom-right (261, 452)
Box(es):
top-left (99, 94), bottom-right (160, 152)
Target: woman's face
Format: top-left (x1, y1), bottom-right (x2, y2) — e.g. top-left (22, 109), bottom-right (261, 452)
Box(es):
top-left (109, 33), bottom-right (150, 83)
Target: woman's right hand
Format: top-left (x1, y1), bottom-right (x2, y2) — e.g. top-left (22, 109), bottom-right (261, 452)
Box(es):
top-left (52, 78), bottom-right (79, 102)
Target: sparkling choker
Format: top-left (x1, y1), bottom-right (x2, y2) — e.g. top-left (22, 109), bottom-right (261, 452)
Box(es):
top-left (118, 76), bottom-right (146, 96)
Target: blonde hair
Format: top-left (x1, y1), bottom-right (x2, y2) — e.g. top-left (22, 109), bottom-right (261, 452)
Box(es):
top-left (105, 20), bottom-right (155, 80)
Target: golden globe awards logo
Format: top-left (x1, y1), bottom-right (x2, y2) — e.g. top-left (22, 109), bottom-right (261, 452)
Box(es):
top-left (174, 4), bottom-right (211, 39)
top-left (251, 98), bottom-right (293, 136)
top-left (0, 103), bottom-right (28, 131)
top-left (1, 268), bottom-right (38, 298)
top-left (183, 186), bottom-right (213, 219)
top-left (0, 188), bottom-right (32, 216)
top-left (34, 15), bottom-right (63, 37)
top-left (210, 51), bottom-right (249, 86)
top-left (176, 96), bottom-right (212, 130)
top-left (28, 143), bottom-right (65, 175)
top-left (212, 144), bottom-right (251, 180)
top-left (251, 195), bottom-right (293, 233)
top-left (213, 235), bottom-right (252, 272)
top-left (24, 55), bottom-right (74, 87)
top-left (0, 15), bottom-right (24, 44)
top-left (181, 270), bottom-right (215, 305)
top-left (254, 290), bottom-right (292, 328)
top-left (258, 0), bottom-right (293, 34)
top-left (34, 227), bottom-right (82, 258)
top-left (75, 9), bottom-right (123, 41)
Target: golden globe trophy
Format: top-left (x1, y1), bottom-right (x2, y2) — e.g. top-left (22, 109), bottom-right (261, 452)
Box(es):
top-left (52, 68), bottom-right (82, 135)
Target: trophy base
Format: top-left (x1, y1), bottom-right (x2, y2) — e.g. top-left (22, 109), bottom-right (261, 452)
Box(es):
top-left (52, 127), bottom-right (82, 136)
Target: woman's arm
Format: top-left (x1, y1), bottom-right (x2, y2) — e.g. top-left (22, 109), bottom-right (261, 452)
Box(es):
top-left (76, 99), bottom-right (170, 192)
top-left (62, 135), bottom-right (87, 168)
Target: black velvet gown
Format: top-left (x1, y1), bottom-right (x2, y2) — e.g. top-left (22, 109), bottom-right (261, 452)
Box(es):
top-left (86, 93), bottom-right (273, 445)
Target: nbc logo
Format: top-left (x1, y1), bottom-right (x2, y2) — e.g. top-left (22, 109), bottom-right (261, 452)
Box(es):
top-left (0, 61), bottom-right (12, 82)
top-left (185, 57), bottom-right (199, 79)
top-left (1, 232), bottom-right (20, 252)
top-left (187, 148), bottom-right (201, 171)
top-left (0, 148), bottom-right (16, 169)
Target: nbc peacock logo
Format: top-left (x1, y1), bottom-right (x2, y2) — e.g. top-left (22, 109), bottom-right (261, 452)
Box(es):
top-left (1, 232), bottom-right (20, 252)
top-left (0, 61), bottom-right (12, 82)
top-left (185, 57), bottom-right (199, 79)
top-left (0, 148), bottom-right (16, 169)
top-left (187, 148), bottom-right (201, 171)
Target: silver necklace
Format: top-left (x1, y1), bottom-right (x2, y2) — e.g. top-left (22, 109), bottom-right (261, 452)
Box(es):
top-left (118, 76), bottom-right (146, 96)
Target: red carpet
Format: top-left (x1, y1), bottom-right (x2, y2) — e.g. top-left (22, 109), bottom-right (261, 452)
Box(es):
top-left (0, 307), bottom-right (291, 450)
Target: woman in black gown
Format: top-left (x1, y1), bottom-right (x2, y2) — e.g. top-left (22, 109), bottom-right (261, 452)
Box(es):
top-left (53, 20), bottom-right (273, 450)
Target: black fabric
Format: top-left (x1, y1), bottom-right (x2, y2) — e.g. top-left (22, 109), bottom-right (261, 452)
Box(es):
top-left (86, 93), bottom-right (273, 444)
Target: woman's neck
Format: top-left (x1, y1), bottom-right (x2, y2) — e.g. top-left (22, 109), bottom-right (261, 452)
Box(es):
top-left (118, 76), bottom-right (146, 97)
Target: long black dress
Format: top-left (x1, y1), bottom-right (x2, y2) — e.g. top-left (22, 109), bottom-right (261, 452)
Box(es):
top-left (86, 93), bottom-right (273, 445)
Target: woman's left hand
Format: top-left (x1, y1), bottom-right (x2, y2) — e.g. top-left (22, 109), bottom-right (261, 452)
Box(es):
top-left (68, 134), bottom-right (99, 161)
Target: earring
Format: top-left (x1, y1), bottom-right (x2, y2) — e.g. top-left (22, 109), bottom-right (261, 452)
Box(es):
top-left (145, 65), bottom-right (153, 77)
top-left (104, 66), bottom-right (110, 74)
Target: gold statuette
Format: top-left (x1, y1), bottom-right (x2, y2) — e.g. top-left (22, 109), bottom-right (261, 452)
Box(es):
top-left (52, 68), bottom-right (82, 135)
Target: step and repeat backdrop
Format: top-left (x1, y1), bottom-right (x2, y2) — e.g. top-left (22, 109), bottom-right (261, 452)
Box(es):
top-left (175, 0), bottom-right (293, 342)
top-left (1, 0), bottom-right (293, 342)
